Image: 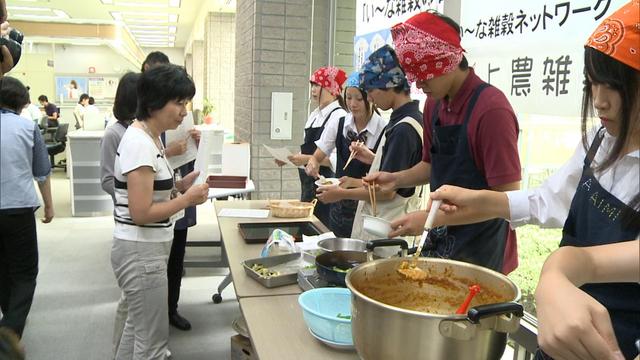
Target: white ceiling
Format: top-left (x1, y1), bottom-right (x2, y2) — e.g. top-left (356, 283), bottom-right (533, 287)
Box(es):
top-left (6, 0), bottom-right (236, 48)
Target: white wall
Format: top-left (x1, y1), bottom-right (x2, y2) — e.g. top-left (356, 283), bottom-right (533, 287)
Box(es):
top-left (141, 47), bottom-right (186, 67)
top-left (53, 44), bottom-right (138, 75)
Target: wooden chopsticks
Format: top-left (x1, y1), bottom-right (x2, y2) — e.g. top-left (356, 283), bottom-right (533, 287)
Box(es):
top-left (343, 140), bottom-right (363, 170)
top-left (368, 181), bottom-right (377, 216)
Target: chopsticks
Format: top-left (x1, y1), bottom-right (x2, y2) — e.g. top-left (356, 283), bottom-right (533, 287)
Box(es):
top-left (342, 140), bottom-right (363, 170)
top-left (368, 181), bottom-right (377, 216)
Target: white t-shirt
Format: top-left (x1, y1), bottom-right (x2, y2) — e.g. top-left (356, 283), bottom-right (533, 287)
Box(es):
top-left (315, 112), bottom-right (387, 156)
top-left (113, 126), bottom-right (175, 242)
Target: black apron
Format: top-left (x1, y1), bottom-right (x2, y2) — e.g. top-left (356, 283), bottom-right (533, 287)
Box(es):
top-left (329, 116), bottom-right (372, 237)
top-left (298, 108), bottom-right (339, 227)
top-left (424, 83), bottom-right (508, 272)
top-left (536, 129), bottom-right (640, 360)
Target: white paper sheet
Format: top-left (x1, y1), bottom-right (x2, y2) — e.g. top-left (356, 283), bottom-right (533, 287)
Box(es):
top-left (193, 128), bottom-right (217, 185)
top-left (263, 145), bottom-right (304, 168)
top-left (217, 208), bottom-right (270, 218)
top-left (165, 112), bottom-right (197, 169)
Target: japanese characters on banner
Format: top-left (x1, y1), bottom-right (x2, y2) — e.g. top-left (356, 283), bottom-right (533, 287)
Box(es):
top-left (460, 0), bottom-right (625, 117)
top-left (354, 0), bottom-right (444, 70)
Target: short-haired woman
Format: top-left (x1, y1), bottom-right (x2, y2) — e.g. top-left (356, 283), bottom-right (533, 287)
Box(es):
top-left (110, 64), bottom-right (208, 360)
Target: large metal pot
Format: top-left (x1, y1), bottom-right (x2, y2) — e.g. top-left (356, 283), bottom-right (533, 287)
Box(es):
top-left (345, 240), bottom-right (523, 360)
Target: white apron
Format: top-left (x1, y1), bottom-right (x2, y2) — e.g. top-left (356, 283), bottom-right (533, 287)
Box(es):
top-left (351, 116), bottom-right (425, 252)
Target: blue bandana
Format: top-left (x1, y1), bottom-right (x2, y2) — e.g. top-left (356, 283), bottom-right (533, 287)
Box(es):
top-left (345, 71), bottom-right (361, 88)
top-left (359, 45), bottom-right (409, 91)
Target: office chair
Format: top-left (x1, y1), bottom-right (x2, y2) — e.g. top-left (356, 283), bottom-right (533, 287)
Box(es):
top-left (47, 123), bottom-right (69, 171)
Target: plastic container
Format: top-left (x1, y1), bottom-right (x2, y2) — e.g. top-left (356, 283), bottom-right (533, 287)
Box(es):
top-left (298, 288), bottom-right (353, 344)
top-left (362, 215), bottom-right (392, 238)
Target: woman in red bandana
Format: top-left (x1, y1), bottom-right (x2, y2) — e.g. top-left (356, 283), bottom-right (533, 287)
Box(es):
top-left (281, 66), bottom-right (347, 226)
top-left (427, 2), bottom-right (640, 358)
top-left (365, 12), bottom-right (522, 274)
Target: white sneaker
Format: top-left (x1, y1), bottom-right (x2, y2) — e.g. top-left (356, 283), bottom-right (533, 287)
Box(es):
top-left (166, 348), bottom-right (172, 358)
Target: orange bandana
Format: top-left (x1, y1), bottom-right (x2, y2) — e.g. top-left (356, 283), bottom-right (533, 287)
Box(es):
top-left (585, 1), bottom-right (640, 71)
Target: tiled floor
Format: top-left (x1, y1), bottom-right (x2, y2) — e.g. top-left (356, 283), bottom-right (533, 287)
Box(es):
top-left (22, 171), bottom-right (240, 359)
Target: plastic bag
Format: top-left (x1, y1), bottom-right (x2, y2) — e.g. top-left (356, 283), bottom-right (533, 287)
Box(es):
top-left (260, 229), bottom-right (296, 257)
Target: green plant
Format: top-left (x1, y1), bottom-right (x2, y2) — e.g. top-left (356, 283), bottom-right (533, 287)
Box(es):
top-left (203, 98), bottom-right (215, 116)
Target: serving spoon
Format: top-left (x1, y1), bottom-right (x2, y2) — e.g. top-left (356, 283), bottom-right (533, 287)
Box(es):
top-left (397, 199), bottom-right (442, 281)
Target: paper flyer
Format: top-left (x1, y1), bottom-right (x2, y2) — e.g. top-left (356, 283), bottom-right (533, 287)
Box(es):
top-left (263, 145), bottom-right (303, 168)
top-left (166, 112), bottom-right (197, 169)
top-left (193, 127), bottom-right (217, 185)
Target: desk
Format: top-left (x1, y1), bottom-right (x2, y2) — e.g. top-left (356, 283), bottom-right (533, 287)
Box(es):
top-left (239, 295), bottom-right (359, 360)
top-left (214, 200), bottom-right (328, 299)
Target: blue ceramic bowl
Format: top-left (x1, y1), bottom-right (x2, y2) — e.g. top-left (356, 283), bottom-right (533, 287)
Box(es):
top-left (298, 287), bottom-right (353, 344)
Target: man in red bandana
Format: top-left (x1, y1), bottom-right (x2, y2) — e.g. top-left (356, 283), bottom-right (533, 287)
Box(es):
top-left (365, 11), bottom-right (521, 274)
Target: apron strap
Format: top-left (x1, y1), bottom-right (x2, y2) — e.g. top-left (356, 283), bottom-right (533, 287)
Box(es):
top-left (584, 127), bottom-right (606, 168)
top-left (462, 83), bottom-right (490, 128)
top-left (320, 107), bottom-right (341, 128)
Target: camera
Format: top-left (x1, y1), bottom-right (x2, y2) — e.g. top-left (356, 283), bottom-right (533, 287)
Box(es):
top-left (0, 28), bottom-right (24, 68)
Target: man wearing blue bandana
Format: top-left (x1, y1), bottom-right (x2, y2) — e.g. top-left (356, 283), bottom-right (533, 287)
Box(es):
top-left (345, 45), bottom-right (425, 246)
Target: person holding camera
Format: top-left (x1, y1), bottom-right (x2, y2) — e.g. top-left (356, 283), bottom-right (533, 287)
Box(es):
top-left (0, 0), bottom-right (23, 78)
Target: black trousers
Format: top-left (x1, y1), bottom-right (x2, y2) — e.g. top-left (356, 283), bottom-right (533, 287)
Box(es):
top-left (0, 210), bottom-right (39, 337)
top-left (167, 228), bottom-right (187, 315)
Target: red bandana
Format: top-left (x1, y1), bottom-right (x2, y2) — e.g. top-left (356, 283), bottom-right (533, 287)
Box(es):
top-left (391, 12), bottom-right (465, 82)
top-left (586, 1), bottom-right (640, 71)
top-left (309, 66), bottom-right (347, 97)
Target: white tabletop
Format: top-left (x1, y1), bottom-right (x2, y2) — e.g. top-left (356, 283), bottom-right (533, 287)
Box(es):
top-left (208, 180), bottom-right (255, 199)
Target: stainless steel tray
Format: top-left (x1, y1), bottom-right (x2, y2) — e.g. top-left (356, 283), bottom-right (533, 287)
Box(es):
top-left (242, 252), bottom-right (311, 288)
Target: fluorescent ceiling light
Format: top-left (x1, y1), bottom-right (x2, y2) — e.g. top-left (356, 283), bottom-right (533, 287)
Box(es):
top-left (168, 14), bottom-right (178, 23)
top-left (128, 24), bottom-right (166, 30)
top-left (169, 42), bottom-right (174, 47)
top-left (7, 6), bottom-right (51, 12)
top-left (101, 0), bottom-right (114, 3)
top-left (168, 26), bottom-right (177, 33)
top-left (131, 29), bottom-right (168, 35)
top-left (111, 11), bottom-right (123, 20)
top-left (114, 2), bottom-right (167, 8)
top-left (135, 35), bottom-right (171, 40)
top-left (169, 0), bottom-right (181, 7)
top-left (52, 9), bottom-right (69, 18)
top-left (168, 35), bottom-right (175, 42)
top-left (126, 18), bottom-right (167, 24)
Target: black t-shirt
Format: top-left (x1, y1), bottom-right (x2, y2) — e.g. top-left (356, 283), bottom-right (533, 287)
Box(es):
top-left (44, 103), bottom-right (58, 117)
top-left (379, 100), bottom-right (423, 198)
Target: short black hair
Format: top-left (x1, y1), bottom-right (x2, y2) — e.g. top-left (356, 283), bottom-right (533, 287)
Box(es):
top-left (88, 97), bottom-right (95, 105)
top-left (78, 93), bottom-right (89, 103)
top-left (38, 95), bottom-right (48, 102)
top-left (141, 51), bottom-right (170, 72)
top-left (392, 85), bottom-right (411, 95)
top-left (136, 64), bottom-right (195, 121)
top-left (0, 77), bottom-right (30, 112)
top-left (113, 72), bottom-right (140, 122)
top-left (431, 11), bottom-right (469, 70)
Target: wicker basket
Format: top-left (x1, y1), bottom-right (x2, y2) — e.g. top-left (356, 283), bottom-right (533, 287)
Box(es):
top-left (269, 199), bottom-right (317, 218)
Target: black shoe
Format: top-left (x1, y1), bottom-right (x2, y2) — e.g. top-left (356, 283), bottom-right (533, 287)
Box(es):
top-left (169, 312), bottom-right (192, 331)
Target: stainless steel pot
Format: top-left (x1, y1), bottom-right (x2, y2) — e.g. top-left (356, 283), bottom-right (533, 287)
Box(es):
top-left (317, 237), bottom-right (366, 252)
top-left (345, 240), bottom-right (523, 360)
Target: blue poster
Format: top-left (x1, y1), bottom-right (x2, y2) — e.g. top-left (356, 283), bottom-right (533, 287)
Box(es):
top-left (353, 29), bottom-right (393, 70)
top-left (55, 76), bottom-right (88, 104)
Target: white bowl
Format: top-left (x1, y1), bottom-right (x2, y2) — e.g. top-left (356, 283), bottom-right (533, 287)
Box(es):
top-left (315, 178), bottom-right (340, 187)
top-left (362, 215), bottom-right (392, 238)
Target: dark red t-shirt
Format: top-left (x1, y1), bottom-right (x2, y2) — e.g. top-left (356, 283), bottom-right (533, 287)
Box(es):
top-left (422, 68), bottom-right (521, 274)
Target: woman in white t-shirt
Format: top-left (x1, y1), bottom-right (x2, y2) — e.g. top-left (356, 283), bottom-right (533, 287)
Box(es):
top-left (111, 64), bottom-right (208, 360)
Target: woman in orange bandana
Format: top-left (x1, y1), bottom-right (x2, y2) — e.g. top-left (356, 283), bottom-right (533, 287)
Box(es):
top-left (427, 2), bottom-right (640, 359)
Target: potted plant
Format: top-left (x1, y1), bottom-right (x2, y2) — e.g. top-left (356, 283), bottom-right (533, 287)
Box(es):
top-left (203, 98), bottom-right (215, 125)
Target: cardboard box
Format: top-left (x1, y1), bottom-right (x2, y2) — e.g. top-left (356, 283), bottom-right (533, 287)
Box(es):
top-left (230, 334), bottom-right (256, 360)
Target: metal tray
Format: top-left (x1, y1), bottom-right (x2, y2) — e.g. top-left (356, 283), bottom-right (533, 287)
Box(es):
top-left (242, 252), bottom-right (311, 288)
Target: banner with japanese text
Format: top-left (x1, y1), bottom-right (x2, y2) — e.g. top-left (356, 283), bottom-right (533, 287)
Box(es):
top-left (460, 0), bottom-right (626, 117)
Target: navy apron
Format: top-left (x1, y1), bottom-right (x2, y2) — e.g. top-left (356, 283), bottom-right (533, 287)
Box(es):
top-left (298, 108), bottom-right (339, 227)
top-left (329, 116), bottom-right (371, 237)
top-left (424, 83), bottom-right (508, 272)
top-left (536, 129), bottom-right (640, 360)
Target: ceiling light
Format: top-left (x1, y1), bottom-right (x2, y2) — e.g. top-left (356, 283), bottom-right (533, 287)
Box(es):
top-left (101, 0), bottom-right (114, 3)
top-left (128, 24), bottom-right (166, 30)
top-left (168, 35), bottom-right (175, 42)
top-left (168, 14), bottom-right (178, 23)
top-left (136, 35), bottom-right (171, 40)
top-left (126, 18), bottom-right (167, 24)
top-left (52, 9), bottom-right (69, 18)
top-left (111, 11), bottom-right (123, 21)
top-left (169, 0), bottom-right (181, 7)
top-left (7, 6), bottom-right (51, 12)
top-left (131, 30), bottom-right (167, 35)
top-left (168, 26), bottom-right (177, 34)
top-left (169, 42), bottom-right (175, 47)
top-left (114, 2), bottom-right (167, 8)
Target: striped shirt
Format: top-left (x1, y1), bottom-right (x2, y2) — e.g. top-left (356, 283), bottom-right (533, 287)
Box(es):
top-left (113, 126), bottom-right (175, 242)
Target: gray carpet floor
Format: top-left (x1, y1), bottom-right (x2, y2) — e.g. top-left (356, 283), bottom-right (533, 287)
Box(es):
top-left (21, 170), bottom-right (240, 359)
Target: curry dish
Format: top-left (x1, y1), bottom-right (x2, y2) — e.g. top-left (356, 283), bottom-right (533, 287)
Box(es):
top-left (356, 265), bottom-right (509, 315)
